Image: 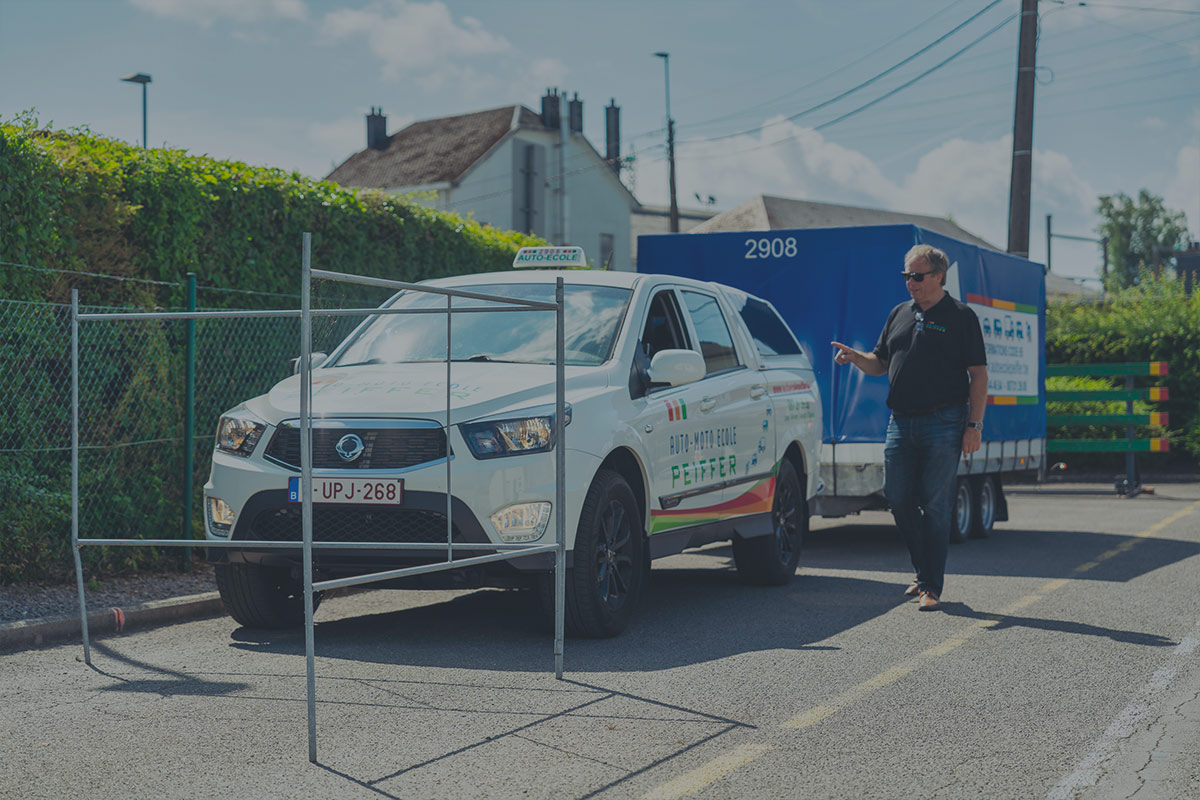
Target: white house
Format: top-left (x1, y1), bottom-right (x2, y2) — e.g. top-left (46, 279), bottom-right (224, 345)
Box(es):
top-left (327, 91), bottom-right (639, 271)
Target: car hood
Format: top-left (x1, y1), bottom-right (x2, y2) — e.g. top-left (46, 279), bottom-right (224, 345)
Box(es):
top-left (245, 362), bottom-right (606, 425)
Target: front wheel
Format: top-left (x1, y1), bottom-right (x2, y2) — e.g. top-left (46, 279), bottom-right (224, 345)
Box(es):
top-left (215, 562), bottom-right (322, 629)
top-left (732, 459), bottom-right (806, 585)
top-left (553, 469), bottom-right (646, 638)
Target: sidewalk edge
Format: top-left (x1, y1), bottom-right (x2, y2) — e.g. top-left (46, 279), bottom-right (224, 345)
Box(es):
top-left (0, 592), bottom-right (223, 653)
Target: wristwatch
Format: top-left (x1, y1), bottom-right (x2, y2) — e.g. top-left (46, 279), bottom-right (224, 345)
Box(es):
top-left (967, 421), bottom-right (983, 431)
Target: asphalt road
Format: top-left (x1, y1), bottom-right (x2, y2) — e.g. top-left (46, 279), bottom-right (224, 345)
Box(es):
top-left (4, 483), bottom-right (1200, 800)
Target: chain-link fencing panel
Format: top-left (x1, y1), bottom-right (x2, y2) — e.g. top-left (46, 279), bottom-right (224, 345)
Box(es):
top-left (2, 281), bottom-right (393, 584)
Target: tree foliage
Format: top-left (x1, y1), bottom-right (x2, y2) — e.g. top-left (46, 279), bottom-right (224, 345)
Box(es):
top-left (1096, 189), bottom-right (1190, 290)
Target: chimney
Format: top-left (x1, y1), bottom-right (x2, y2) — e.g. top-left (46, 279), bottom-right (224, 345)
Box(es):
top-left (568, 92), bottom-right (583, 134)
top-left (540, 88), bottom-right (561, 130)
top-left (366, 106), bottom-right (388, 150)
top-left (605, 99), bottom-right (621, 174)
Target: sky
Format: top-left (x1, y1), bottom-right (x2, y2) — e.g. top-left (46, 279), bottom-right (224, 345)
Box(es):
top-left (2, 0), bottom-right (1198, 285)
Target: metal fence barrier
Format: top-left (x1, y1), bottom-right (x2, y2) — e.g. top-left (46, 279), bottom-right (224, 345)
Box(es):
top-left (1046, 361), bottom-right (1170, 496)
top-left (70, 232), bottom-right (568, 762)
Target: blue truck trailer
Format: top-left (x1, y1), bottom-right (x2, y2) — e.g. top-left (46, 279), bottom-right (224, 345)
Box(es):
top-left (637, 224), bottom-right (1047, 541)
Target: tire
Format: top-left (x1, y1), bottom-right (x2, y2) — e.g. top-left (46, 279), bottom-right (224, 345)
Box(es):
top-left (950, 477), bottom-right (973, 544)
top-left (215, 562), bottom-right (322, 629)
top-left (553, 469), bottom-right (646, 638)
top-left (732, 459), bottom-right (806, 585)
top-left (970, 475), bottom-right (998, 539)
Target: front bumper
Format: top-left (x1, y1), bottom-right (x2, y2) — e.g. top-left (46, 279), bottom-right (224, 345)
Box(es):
top-left (203, 421), bottom-right (595, 581)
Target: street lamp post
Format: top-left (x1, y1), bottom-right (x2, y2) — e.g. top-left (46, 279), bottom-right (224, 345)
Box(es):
top-left (120, 73), bottom-right (152, 148)
top-left (653, 52), bottom-right (679, 233)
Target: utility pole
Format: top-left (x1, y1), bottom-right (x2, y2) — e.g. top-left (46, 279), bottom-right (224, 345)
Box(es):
top-left (655, 52), bottom-right (680, 233)
top-left (1006, 0), bottom-right (1037, 257)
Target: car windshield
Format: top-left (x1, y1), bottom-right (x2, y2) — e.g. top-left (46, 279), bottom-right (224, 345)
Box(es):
top-left (330, 283), bottom-right (632, 367)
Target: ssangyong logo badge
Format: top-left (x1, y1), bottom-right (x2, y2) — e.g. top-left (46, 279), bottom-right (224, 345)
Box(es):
top-left (335, 433), bottom-right (365, 462)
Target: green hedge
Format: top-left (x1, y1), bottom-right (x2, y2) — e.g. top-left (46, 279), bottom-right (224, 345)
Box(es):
top-left (1, 115), bottom-right (540, 307)
top-left (0, 117), bottom-right (542, 584)
top-left (1046, 275), bottom-right (1200, 464)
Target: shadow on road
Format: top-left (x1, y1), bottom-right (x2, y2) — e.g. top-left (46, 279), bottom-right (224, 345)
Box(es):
top-left (796, 521), bottom-right (1200, 584)
top-left (940, 602), bottom-right (1177, 647)
top-left (225, 569), bottom-right (901, 672)
top-left (90, 640), bottom-right (250, 695)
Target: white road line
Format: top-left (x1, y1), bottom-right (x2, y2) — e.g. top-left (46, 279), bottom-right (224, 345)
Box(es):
top-left (1046, 622), bottom-right (1200, 800)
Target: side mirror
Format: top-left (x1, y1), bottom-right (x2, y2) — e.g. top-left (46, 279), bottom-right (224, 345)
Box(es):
top-left (648, 349), bottom-right (705, 387)
top-left (290, 352), bottom-right (328, 374)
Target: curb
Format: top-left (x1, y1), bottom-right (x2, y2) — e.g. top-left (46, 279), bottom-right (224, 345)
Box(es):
top-left (0, 592), bottom-right (224, 653)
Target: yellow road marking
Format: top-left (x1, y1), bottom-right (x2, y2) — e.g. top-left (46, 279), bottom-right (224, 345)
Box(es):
top-left (782, 500), bottom-right (1200, 731)
top-left (639, 743), bottom-right (772, 800)
top-left (645, 499), bottom-right (1200, 797)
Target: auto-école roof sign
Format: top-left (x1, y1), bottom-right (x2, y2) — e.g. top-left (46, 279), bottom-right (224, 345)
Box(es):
top-left (513, 246), bottom-right (589, 268)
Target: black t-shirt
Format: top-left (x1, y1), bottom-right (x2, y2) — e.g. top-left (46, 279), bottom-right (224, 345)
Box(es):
top-left (872, 293), bottom-right (987, 412)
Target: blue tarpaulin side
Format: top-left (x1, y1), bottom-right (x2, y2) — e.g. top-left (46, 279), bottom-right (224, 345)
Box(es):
top-left (636, 225), bottom-right (1046, 445)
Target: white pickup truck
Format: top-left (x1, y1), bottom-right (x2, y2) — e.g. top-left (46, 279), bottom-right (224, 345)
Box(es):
top-left (204, 249), bottom-right (822, 637)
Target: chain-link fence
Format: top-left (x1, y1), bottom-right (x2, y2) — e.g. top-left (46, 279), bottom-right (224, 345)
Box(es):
top-left (0, 281), bottom-right (389, 584)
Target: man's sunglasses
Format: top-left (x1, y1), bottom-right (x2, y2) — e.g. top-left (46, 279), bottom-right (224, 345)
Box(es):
top-left (900, 270), bottom-right (936, 282)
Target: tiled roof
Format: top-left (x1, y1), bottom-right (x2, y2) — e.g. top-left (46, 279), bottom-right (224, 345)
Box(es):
top-left (327, 105), bottom-right (545, 189)
top-left (691, 194), bottom-right (1000, 251)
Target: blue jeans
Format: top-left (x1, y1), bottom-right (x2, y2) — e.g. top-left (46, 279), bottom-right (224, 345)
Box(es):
top-left (883, 405), bottom-right (966, 597)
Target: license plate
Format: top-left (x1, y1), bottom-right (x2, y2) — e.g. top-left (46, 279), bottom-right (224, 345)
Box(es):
top-left (288, 477), bottom-right (403, 505)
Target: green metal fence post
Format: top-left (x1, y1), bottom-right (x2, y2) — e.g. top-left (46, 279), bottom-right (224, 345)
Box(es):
top-left (182, 272), bottom-right (197, 570)
top-left (1123, 374), bottom-right (1138, 495)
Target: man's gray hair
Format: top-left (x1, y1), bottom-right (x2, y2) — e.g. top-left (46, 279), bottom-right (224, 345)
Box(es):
top-left (905, 244), bottom-right (949, 274)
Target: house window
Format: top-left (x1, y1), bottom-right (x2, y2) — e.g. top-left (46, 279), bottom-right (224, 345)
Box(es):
top-left (599, 233), bottom-right (614, 270)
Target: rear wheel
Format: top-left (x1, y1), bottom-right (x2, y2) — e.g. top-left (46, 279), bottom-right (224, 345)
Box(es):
top-left (950, 477), bottom-right (973, 544)
top-left (970, 475), bottom-right (997, 538)
top-left (215, 562), bottom-right (322, 629)
top-left (732, 459), bottom-right (806, 585)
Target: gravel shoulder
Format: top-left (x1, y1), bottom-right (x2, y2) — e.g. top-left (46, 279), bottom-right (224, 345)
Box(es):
top-left (0, 564), bottom-right (217, 624)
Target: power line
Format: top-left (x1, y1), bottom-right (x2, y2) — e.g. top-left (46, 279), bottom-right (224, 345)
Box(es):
top-left (680, 0), bottom-right (977, 131)
top-left (672, 8), bottom-right (1019, 162)
top-left (678, 0), bottom-right (1008, 146)
top-left (814, 11), bottom-right (1019, 132)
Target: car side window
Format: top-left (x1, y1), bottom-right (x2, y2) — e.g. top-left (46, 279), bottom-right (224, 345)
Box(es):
top-left (680, 291), bottom-right (742, 375)
top-left (736, 295), bottom-right (802, 357)
top-left (640, 290), bottom-right (689, 359)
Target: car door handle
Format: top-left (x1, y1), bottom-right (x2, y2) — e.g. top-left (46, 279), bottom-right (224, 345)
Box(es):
top-left (750, 384), bottom-right (766, 399)
top-left (699, 396), bottom-right (717, 412)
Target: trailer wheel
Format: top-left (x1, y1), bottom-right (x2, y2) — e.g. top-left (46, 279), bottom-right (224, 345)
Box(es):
top-left (970, 475), bottom-right (998, 538)
top-left (950, 478), bottom-right (973, 544)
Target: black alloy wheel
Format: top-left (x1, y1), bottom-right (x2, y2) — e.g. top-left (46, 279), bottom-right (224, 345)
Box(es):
top-left (553, 469), bottom-right (645, 638)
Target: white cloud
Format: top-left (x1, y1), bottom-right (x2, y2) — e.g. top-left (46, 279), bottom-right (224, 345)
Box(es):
top-left (1165, 140), bottom-right (1200, 238)
top-left (663, 119), bottom-right (1099, 275)
top-left (128, 0), bottom-right (307, 25)
top-left (322, 1), bottom-right (509, 77)
top-left (1143, 116), bottom-right (1168, 131)
top-left (319, 1), bottom-right (567, 96)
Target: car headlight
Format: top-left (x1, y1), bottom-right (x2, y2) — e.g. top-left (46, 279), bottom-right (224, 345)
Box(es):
top-left (215, 414), bottom-right (266, 457)
top-left (461, 406), bottom-right (571, 459)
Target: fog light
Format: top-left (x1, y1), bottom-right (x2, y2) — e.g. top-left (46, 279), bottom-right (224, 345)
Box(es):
top-left (490, 502), bottom-right (551, 543)
top-left (207, 497), bottom-right (236, 536)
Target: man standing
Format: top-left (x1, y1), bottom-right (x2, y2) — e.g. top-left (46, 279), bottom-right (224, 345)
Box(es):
top-left (830, 244), bottom-right (987, 611)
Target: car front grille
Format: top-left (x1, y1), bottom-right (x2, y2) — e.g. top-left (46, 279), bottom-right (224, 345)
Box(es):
top-left (248, 506), bottom-right (464, 545)
top-left (263, 425), bottom-right (447, 471)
